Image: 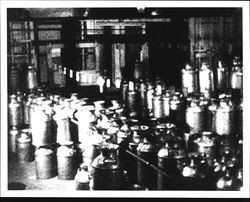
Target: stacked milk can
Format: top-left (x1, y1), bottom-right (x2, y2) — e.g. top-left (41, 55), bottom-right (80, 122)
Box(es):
top-left (8, 64), bottom-right (38, 162)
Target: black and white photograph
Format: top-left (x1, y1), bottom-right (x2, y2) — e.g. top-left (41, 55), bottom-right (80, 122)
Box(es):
top-left (0, 0), bottom-right (249, 198)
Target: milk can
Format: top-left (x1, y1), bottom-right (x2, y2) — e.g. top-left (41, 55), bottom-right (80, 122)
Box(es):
top-left (16, 129), bottom-right (32, 162)
top-left (181, 64), bottom-right (198, 96)
top-left (75, 163), bottom-right (91, 190)
top-left (230, 57), bottom-right (243, 98)
top-left (16, 91), bottom-right (25, 126)
top-left (57, 141), bottom-right (77, 180)
top-left (152, 94), bottom-right (163, 119)
top-left (138, 79), bottom-right (147, 108)
top-left (162, 91), bottom-right (171, 117)
top-left (137, 136), bottom-right (158, 190)
top-left (216, 61), bottom-right (228, 93)
top-left (216, 169), bottom-right (234, 190)
top-left (146, 82), bottom-right (154, 113)
top-left (8, 94), bottom-right (22, 128)
top-left (8, 127), bottom-right (19, 154)
top-left (54, 107), bottom-right (72, 145)
top-left (9, 63), bottom-right (20, 92)
top-left (233, 168), bottom-right (243, 191)
top-left (133, 58), bottom-right (143, 81)
top-left (91, 144), bottom-right (123, 190)
top-left (185, 98), bottom-right (205, 134)
top-left (23, 94), bottom-right (34, 126)
top-left (35, 146), bottom-right (57, 179)
top-left (75, 105), bottom-right (97, 143)
top-left (121, 80), bottom-right (128, 106)
top-left (215, 97), bottom-right (235, 136)
top-left (31, 104), bottom-right (52, 147)
top-left (182, 157), bottom-right (208, 190)
top-left (170, 92), bottom-right (186, 126)
top-left (199, 62), bottom-right (214, 98)
top-left (193, 132), bottom-right (218, 157)
top-left (206, 98), bottom-right (218, 132)
top-left (126, 81), bottom-right (139, 118)
top-left (130, 125), bottom-right (149, 145)
top-left (26, 65), bottom-right (38, 91)
top-left (235, 98), bottom-right (243, 136)
top-left (157, 142), bottom-right (187, 190)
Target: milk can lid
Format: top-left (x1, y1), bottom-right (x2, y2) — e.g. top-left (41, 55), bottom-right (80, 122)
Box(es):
top-left (35, 147), bottom-right (54, 156)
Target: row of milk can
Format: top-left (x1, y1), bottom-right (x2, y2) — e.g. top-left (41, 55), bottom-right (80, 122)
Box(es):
top-left (8, 64), bottom-right (38, 94)
top-left (181, 57), bottom-right (243, 100)
top-left (120, 78), bottom-right (186, 125)
top-left (185, 94), bottom-right (243, 137)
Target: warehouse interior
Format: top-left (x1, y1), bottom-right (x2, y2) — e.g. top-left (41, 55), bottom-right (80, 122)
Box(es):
top-left (7, 7), bottom-right (243, 191)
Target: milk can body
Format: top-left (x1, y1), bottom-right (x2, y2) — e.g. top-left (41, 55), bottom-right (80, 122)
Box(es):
top-left (57, 142), bottom-right (77, 180)
top-left (170, 92), bottom-right (186, 126)
top-left (8, 94), bottom-right (22, 128)
top-left (215, 99), bottom-right (235, 136)
top-left (146, 83), bottom-right (154, 112)
top-left (199, 63), bottom-right (214, 97)
top-left (137, 137), bottom-right (158, 190)
top-left (216, 61), bottom-right (228, 93)
top-left (91, 145), bottom-right (123, 190)
top-left (230, 58), bottom-right (243, 96)
top-left (152, 95), bottom-right (163, 119)
top-left (9, 127), bottom-right (19, 154)
top-left (26, 65), bottom-right (38, 90)
top-left (185, 99), bottom-right (205, 134)
top-left (16, 129), bottom-right (32, 162)
top-left (181, 64), bottom-right (198, 96)
top-left (35, 146), bottom-right (57, 179)
top-left (23, 94), bottom-right (34, 126)
top-left (206, 99), bottom-right (218, 132)
top-left (31, 105), bottom-right (52, 147)
top-left (157, 142), bottom-right (186, 190)
top-left (9, 64), bottom-right (20, 92)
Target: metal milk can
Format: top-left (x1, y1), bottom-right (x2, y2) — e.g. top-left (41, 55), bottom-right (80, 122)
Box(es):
top-left (9, 63), bottom-right (20, 92)
top-left (126, 81), bottom-right (139, 118)
top-left (170, 92), bottom-right (186, 126)
top-left (230, 57), bottom-right (243, 97)
top-left (182, 157), bottom-right (208, 190)
top-left (8, 126), bottom-right (19, 154)
top-left (91, 144), bottom-right (123, 190)
top-left (57, 141), bottom-right (77, 180)
top-left (8, 94), bottom-right (22, 128)
top-left (16, 129), bottom-right (32, 162)
top-left (146, 82), bottom-right (154, 113)
top-left (199, 62), bottom-right (214, 98)
top-left (75, 163), bottom-right (91, 190)
top-left (216, 169), bottom-right (234, 190)
top-left (31, 104), bottom-right (52, 147)
top-left (121, 80), bottom-right (128, 106)
top-left (23, 94), bottom-right (34, 126)
top-left (181, 63), bottom-right (198, 96)
top-left (185, 98), bottom-right (205, 134)
top-left (137, 136), bottom-right (158, 190)
top-left (54, 106), bottom-right (72, 145)
top-left (215, 97), bottom-right (235, 136)
top-left (206, 98), bottom-right (218, 132)
top-left (193, 131), bottom-right (218, 157)
top-left (157, 142), bottom-right (187, 190)
top-left (26, 65), bottom-right (38, 91)
top-left (235, 99), bottom-right (243, 136)
top-left (162, 91), bottom-right (171, 117)
top-left (75, 105), bottom-right (97, 143)
top-left (216, 60), bottom-right (228, 93)
top-left (35, 146), bottom-right (57, 179)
